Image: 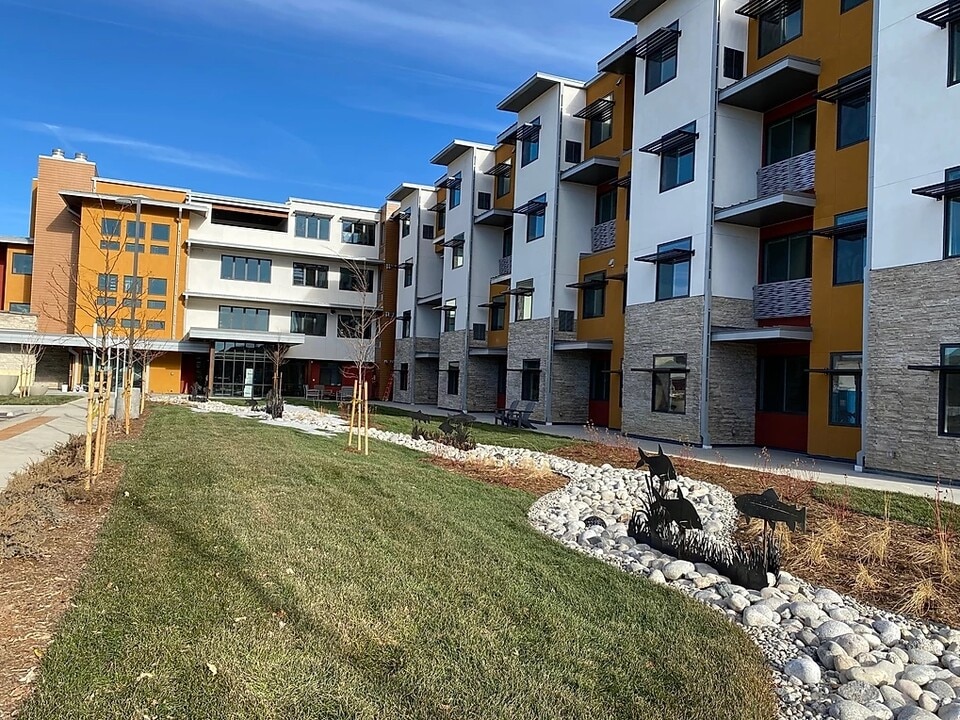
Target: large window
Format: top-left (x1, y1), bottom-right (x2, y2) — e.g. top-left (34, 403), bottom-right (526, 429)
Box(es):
top-left (829, 353), bottom-right (862, 427)
top-left (660, 128), bottom-right (695, 192)
top-left (294, 214), bottom-right (330, 240)
top-left (342, 221), bottom-right (376, 246)
top-left (443, 303), bottom-right (456, 332)
top-left (151, 223), bottom-right (170, 242)
top-left (582, 272), bottom-right (606, 319)
top-left (941, 345), bottom-right (960, 436)
top-left (339, 267), bottom-right (374, 292)
top-left (496, 171), bottom-right (511, 198)
top-left (833, 209), bottom-right (867, 285)
top-left (521, 119), bottom-right (540, 167)
top-left (489, 301), bottom-right (505, 331)
top-left (596, 189), bottom-right (617, 224)
top-left (758, 0), bottom-right (802, 57)
top-left (951, 21), bottom-right (960, 86)
top-left (762, 233), bottom-right (811, 284)
top-left (765, 107), bottom-right (816, 165)
top-left (290, 311), bottom-right (327, 336)
top-left (147, 278), bottom-right (167, 296)
top-left (126, 221), bottom-right (146, 240)
top-left (838, 91), bottom-right (870, 148)
top-left (645, 25), bottom-right (679, 93)
top-left (590, 115), bottom-right (613, 147)
top-left (221, 255), bottom-right (272, 283)
top-left (448, 173), bottom-right (462, 209)
top-left (98, 273), bottom-right (118, 292)
top-left (652, 354), bottom-right (687, 414)
top-left (759, 355), bottom-right (809, 414)
top-left (11, 253), bottom-right (33, 275)
top-left (212, 341), bottom-right (272, 398)
top-left (337, 315), bottom-right (371, 339)
top-left (293, 262), bottom-right (328, 288)
top-left (521, 359), bottom-right (540, 402)
top-left (101, 218), bottom-right (120, 237)
top-left (945, 168), bottom-right (960, 258)
top-left (655, 238), bottom-right (692, 301)
top-left (218, 305), bottom-right (269, 332)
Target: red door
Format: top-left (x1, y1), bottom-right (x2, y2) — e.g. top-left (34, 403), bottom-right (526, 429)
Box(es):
top-left (588, 353), bottom-right (611, 427)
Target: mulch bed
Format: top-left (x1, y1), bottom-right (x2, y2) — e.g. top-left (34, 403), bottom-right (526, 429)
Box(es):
top-left (427, 456), bottom-right (568, 497)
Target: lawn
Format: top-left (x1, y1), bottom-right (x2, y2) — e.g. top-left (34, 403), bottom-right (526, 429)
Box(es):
top-left (0, 394), bottom-right (78, 406)
top-left (19, 406), bottom-right (775, 720)
top-left (813, 482), bottom-right (960, 532)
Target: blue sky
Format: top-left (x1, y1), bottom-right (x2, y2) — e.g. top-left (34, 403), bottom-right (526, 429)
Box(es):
top-left (0, 0), bottom-right (629, 235)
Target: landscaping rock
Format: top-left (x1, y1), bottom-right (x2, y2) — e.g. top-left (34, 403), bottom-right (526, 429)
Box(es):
top-left (662, 560), bottom-right (695, 581)
top-left (829, 699), bottom-right (875, 720)
top-left (818, 621), bottom-right (856, 641)
top-left (785, 656), bottom-right (822, 685)
top-left (898, 707), bottom-right (941, 720)
top-left (837, 680), bottom-right (881, 704)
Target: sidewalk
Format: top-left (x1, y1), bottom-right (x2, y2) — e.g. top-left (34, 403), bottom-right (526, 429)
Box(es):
top-left (374, 402), bottom-right (953, 502)
top-left (0, 398), bottom-right (89, 493)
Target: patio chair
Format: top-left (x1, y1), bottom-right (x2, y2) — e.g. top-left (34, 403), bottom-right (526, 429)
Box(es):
top-left (494, 400), bottom-right (520, 426)
top-left (514, 401), bottom-right (538, 430)
top-left (338, 385), bottom-right (355, 402)
top-left (305, 387), bottom-right (321, 401)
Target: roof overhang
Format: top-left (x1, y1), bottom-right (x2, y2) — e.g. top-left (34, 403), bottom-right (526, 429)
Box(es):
top-left (714, 191), bottom-right (816, 227)
top-left (386, 183), bottom-right (433, 203)
top-left (0, 330), bottom-right (208, 353)
top-left (711, 326), bottom-right (813, 343)
top-left (0, 236), bottom-right (33, 246)
top-left (474, 208), bottom-right (515, 227)
top-left (186, 238), bottom-right (383, 265)
top-left (598, 36), bottom-right (639, 74)
top-left (718, 56), bottom-right (821, 112)
top-left (497, 72), bottom-right (585, 113)
top-left (469, 347), bottom-right (507, 357)
top-left (560, 156), bottom-right (620, 185)
top-left (554, 339), bottom-right (614, 351)
top-left (416, 291), bottom-right (443, 306)
top-left (187, 328), bottom-right (306, 345)
top-left (610, 0), bottom-right (670, 23)
top-left (430, 140), bottom-right (495, 167)
top-left (59, 190), bottom-right (206, 214)
top-left (183, 291), bottom-right (377, 312)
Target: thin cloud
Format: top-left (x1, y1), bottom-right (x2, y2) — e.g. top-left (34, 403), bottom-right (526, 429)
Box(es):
top-left (341, 100), bottom-right (503, 135)
top-left (8, 120), bottom-right (259, 178)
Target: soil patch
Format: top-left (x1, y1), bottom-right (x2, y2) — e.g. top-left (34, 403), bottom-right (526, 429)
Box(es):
top-left (428, 456), bottom-right (567, 497)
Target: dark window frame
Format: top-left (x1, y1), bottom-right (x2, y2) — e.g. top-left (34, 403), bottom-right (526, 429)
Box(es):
top-left (293, 262), bottom-right (329, 289)
top-left (520, 119), bottom-right (541, 167)
top-left (399, 363), bottom-right (409, 391)
top-left (828, 352), bottom-right (862, 427)
top-left (659, 141), bottom-right (695, 192)
top-left (837, 91), bottom-right (870, 149)
top-left (944, 167), bottom-right (960, 259)
top-left (596, 188), bottom-right (617, 225)
top-left (221, 254), bottom-right (272, 283)
top-left (764, 106), bottom-right (816, 165)
top-left (832, 209), bottom-right (867, 286)
top-left (939, 344), bottom-right (960, 437)
top-left (581, 272), bottom-right (606, 319)
top-left (655, 238), bottom-right (693, 301)
top-left (761, 232), bottom-right (812, 284)
top-left (841, 0), bottom-right (867, 10)
top-left (950, 20), bottom-right (960, 87)
top-left (447, 363), bottom-right (460, 396)
top-left (521, 359), bottom-right (540, 402)
top-left (589, 116), bottom-right (613, 148)
top-left (448, 173), bottom-right (463, 209)
top-left (652, 354), bottom-right (687, 414)
top-left (644, 26), bottom-right (679, 94)
top-left (294, 214), bottom-right (331, 240)
top-left (496, 171), bottom-right (511, 198)
top-left (11, 253), bottom-right (33, 275)
top-left (290, 310), bottom-right (328, 336)
top-left (758, 0), bottom-right (803, 58)
top-left (758, 354), bottom-right (810, 414)
top-left (489, 302), bottom-right (506, 331)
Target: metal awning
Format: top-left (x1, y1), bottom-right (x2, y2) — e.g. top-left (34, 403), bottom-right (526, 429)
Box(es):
top-left (485, 160), bottom-right (512, 176)
top-left (812, 219), bottom-right (868, 237)
top-left (714, 191), bottom-right (816, 227)
top-left (415, 350), bottom-right (440, 359)
top-left (435, 176), bottom-right (462, 190)
top-left (469, 347), bottom-right (507, 357)
top-left (635, 247), bottom-right (695, 264)
top-left (391, 209), bottom-right (411, 221)
top-left (474, 208), bottom-right (515, 227)
top-left (560, 156), bottom-right (620, 185)
top-left (566, 278), bottom-right (608, 289)
top-left (610, 0), bottom-right (671, 22)
top-left (917, 1), bottom-right (960, 27)
top-left (815, 67), bottom-right (871, 103)
top-left (639, 126), bottom-right (697, 155)
top-left (736, 0), bottom-right (801, 19)
top-left (718, 56), bottom-right (821, 112)
top-left (515, 122), bottom-right (542, 142)
top-left (634, 26), bottom-right (680, 58)
top-left (386, 261), bottom-right (414, 270)
top-left (711, 326), bottom-right (812, 343)
top-left (514, 198), bottom-right (548, 215)
top-left (613, 174), bottom-right (631, 188)
top-left (555, 340), bottom-right (613, 351)
top-left (808, 368), bottom-right (863, 375)
top-left (417, 291), bottom-right (442, 305)
top-left (631, 366), bottom-right (692, 373)
top-left (428, 200), bottom-right (445, 213)
top-left (500, 286), bottom-right (534, 296)
top-left (913, 178), bottom-right (960, 199)
top-left (574, 97), bottom-right (615, 121)
top-left (441, 234), bottom-right (465, 247)
top-left (477, 300), bottom-right (506, 308)
top-left (188, 328), bottom-right (306, 345)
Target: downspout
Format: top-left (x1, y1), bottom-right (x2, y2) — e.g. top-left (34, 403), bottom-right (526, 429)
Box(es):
top-left (857, 2), bottom-right (881, 472)
top-left (698, 0), bottom-right (722, 449)
top-left (411, 198), bottom-right (423, 404)
top-left (545, 85), bottom-right (565, 425)
top-left (462, 155), bottom-right (478, 413)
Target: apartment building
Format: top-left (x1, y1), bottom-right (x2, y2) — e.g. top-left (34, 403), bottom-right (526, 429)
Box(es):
top-left (0, 151), bottom-right (387, 398)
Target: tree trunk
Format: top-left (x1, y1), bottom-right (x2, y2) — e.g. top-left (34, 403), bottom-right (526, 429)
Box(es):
top-left (84, 365), bottom-right (95, 483)
top-left (123, 366), bottom-right (132, 436)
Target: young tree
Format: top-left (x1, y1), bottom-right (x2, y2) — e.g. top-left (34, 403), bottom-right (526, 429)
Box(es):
top-left (264, 340), bottom-right (292, 419)
top-left (17, 333), bottom-right (45, 397)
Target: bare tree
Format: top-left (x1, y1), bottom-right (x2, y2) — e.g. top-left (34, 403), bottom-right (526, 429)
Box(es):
top-left (17, 333), bottom-right (45, 398)
top-left (264, 340), bottom-right (292, 418)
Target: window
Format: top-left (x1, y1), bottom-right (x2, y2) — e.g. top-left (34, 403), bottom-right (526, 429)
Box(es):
top-left (399, 363), bottom-right (409, 391)
top-left (951, 21), bottom-right (960, 86)
top-left (9, 303), bottom-right (30, 314)
top-left (589, 115), bottom-right (613, 148)
top-left (121, 298), bottom-right (142, 309)
top-left (221, 255), bottom-right (272, 283)
top-left (101, 218), bottom-right (120, 237)
top-left (833, 209), bottom-right (867, 285)
top-left (829, 353), bottom-right (862, 427)
top-left (218, 305), bottom-right (269, 332)
top-left (762, 233), bottom-right (811, 283)
top-left (841, 0), bottom-right (867, 10)
top-left (123, 276), bottom-right (143, 294)
top-left (489, 302), bottom-right (505, 331)
top-left (11, 253), bottom-right (33, 275)
top-left (765, 107), bottom-right (816, 164)
top-left (502, 228), bottom-right (513, 258)
top-left (521, 119), bottom-right (540, 167)
top-left (452, 244), bottom-right (464, 269)
top-left (940, 345), bottom-right (960, 436)
top-left (515, 287), bottom-right (533, 321)
top-left (146, 320), bottom-right (165, 330)
top-left (496, 171), bottom-right (512, 198)
top-left (98, 274), bottom-right (118, 292)
top-left (655, 238), bottom-right (692, 301)
top-left (400, 310), bottom-right (411, 339)
top-left (290, 311), bottom-right (327, 336)
top-left (436, 207), bottom-right (446, 234)
top-left (339, 267), bottom-right (374, 292)
top-left (558, 309), bottom-right (575, 333)
top-left (759, 355), bottom-right (809, 413)
top-left (582, 272), bottom-right (606, 319)
top-left (98, 318), bottom-right (116, 328)
top-left (293, 263), bottom-right (329, 288)
top-left (645, 24), bottom-right (679, 93)
top-left (294, 214), bottom-right (330, 240)
top-left (96, 297), bottom-right (117, 307)
top-left (589, 356), bottom-right (610, 403)
top-left (449, 173), bottom-right (462, 209)
top-left (120, 319), bottom-right (141, 329)
top-left (521, 360), bottom-right (540, 402)
top-left (125, 243), bottom-right (145, 253)
top-left (126, 221), bottom-right (146, 239)
top-left (402, 265), bottom-right (413, 287)
top-left (151, 223), bottom-right (170, 241)
top-left (147, 299), bottom-right (166, 310)
top-left (723, 47), bottom-right (745, 80)
top-left (596, 189), bottom-right (617, 225)
top-left (660, 127), bottom-right (696, 192)
top-left (401, 210), bottom-right (411, 237)
top-left (100, 241), bottom-right (121, 251)
top-left (443, 303), bottom-right (456, 332)
top-left (342, 221), bottom-right (376, 246)
top-left (652, 354), bottom-right (687, 413)
top-left (526, 195), bottom-right (547, 242)
top-left (565, 141), bottom-right (582, 164)
top-left (447, 363), bottom-right (460, 395)
top-left (148, 278), bottom-right (167, 296)
top-left (838, 91), bottom-right (870, 148)
top-left (758, 0), bottom-right (802, 57)
top-left (478, 192), bottom-right (492, 211)
top-left (473, 323), bottom-right (486, 342)
top-left (947, 168), bottom-right (960, 258)
top-left (423, 225), bottom-right (435, 240)
top-left (337, 315), bottom-right (371, 339)
top-left (150, 245), bottom-right (169, 255)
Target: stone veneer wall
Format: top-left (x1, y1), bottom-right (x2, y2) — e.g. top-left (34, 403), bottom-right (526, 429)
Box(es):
top-left (552, 352), bottom-right (590, 424)
top-left (414, 358), bottom-right (439, 404)
top-left (393, 337), bottom-right (415, 404)
top-left (467, 357), bottom-right (499, 412)
top-left (438, 330), bottom-right (466, 411)
top-left (708, 298), bottom-right (758, 445)
top-left (866, 261), bottom-right (960, 479)
top-left (506, 318), bottom-right (550, 423)
top-left (622, 299), bottom-right (704, 444)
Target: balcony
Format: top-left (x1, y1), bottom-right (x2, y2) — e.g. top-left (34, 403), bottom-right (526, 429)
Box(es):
top-left (758, 150), bottom-right (815, 197)
top-left (718, 56), bottom-right (821, 113)
top-left (591, 219), bottom-right (617, 252)
top-left (753, 278), bottom-right (812, 321)
top-left (715, 151), bottom-right (816, 227)
top-left (496, 255), bottom-right (512, 278)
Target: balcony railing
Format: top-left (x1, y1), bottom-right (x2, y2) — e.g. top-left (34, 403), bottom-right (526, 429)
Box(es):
top-left (753, 278), bottom-right (812, 320)
top-left (757, 150), bottom-right (815, 197)
top-left (591, 219), bottom-right (617, 253)
top-left (498, 255), bottom-right (512, 277)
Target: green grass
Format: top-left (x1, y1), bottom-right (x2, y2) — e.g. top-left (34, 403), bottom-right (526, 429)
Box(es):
top-left (813, 483), bottom-right (960, 532)
top-left (20, 406), bottom-right (775, 720)
top-left (0, 394), bottom-right (77, 406)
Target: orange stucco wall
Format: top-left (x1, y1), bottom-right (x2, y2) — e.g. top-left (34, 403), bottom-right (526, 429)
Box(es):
top-left (4, 248), bottom-right (33, 311)
top-left (582, 70), bottom-right (634, 161)
top-left (493, 141), bottom-right (516, 212)
top-left (487, 281), bottom-right (510, 349)
top-left (148, 352), bottom-right (183, 394)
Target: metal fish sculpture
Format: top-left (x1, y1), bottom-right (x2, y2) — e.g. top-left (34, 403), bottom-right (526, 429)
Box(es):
top-left (409, 411), bottom-right (434, 423)
top-left (734, 488), bottom-right (807, 532)
top-left (439, 413), bottom-right (476, 434)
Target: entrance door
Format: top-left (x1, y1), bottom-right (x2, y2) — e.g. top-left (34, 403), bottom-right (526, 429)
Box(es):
top-left (588, 353), bottom-right (611, 426)
top-left (755, 351), bottom-right (809, 452)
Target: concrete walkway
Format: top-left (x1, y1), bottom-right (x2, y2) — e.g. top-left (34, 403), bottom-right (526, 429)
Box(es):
top-left (0, 397), bottom-right (89, 493)
top-left (375, 402), bottom-right (955, 503)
